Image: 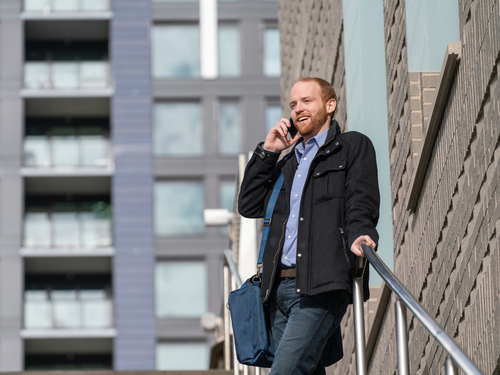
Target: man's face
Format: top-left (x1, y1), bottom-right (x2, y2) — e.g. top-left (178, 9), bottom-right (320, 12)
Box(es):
top-left (289, 81), bottom-right (334, 139)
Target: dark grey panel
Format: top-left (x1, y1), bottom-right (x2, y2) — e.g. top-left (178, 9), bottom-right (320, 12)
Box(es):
top-left (111, 0), bottom-right (155, 370)
top-left (24, 257), bottom-right (112, 274)
top-left (25, 338), bottom-right (113, 354)
top-left (24, 176), bottom-right (111, 195)
top-left (25, 20), bottom-right (109, 41)
top-left (25, 98), bottom-right (110, 117)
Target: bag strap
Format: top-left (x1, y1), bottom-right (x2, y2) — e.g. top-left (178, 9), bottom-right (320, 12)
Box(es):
top-left (256, 172), bottom-right (284, 275)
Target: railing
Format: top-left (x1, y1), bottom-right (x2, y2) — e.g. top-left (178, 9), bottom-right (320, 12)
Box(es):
top-left (24, 135), bottom-right (111, 168)
top-left (353, 243), bottom-right (482, 375)
top-left (24, 290), bottom-right (113, 329)
top-left (24, 61), bottom-right (110, 90)
top-left (24, 0), bottom-right (110, 13)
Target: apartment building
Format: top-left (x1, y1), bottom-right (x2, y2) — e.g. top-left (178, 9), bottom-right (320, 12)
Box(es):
top-left (0, 0), bottom-right (280, 370)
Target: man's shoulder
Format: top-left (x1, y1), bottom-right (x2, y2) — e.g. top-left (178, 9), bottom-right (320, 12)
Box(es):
top-left (338, 130), bottom-right (372, 148)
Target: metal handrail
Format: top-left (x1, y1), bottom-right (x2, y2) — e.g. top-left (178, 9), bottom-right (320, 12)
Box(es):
top-left (355, 243), bottom-right (482, 375)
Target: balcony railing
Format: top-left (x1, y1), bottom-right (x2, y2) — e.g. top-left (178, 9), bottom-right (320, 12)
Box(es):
top-left (24, 61), bottom-right (110, 90)
top-left (24, 289), bottom-right (113, 329)
top-left (24, 211), bottom-right (112, 248)
top-left (24, 0), bottom-right (110, 12)
top-left (24, 135), bottom-right (111, 168)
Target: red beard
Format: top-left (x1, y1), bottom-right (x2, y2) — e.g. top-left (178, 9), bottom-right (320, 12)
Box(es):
top-left (294, 105), bottom-right (329, 139)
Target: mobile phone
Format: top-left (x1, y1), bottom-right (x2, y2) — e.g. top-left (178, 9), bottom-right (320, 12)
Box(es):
top-left (288, 117), bottom-right (298, 137)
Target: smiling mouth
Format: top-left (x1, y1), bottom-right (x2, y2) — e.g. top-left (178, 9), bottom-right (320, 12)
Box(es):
top-left (297, 115), bottom-right (310, 123)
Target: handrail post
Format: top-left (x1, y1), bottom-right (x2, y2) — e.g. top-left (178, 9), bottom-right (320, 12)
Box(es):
top-left (223, 265), bottom-right (232, 371)
top-left (352, 274), bottom-right (367, 375)
top-left (445, 355), bottom-right (458, 375)
top-left (394, 298), bottom-right (410, 375)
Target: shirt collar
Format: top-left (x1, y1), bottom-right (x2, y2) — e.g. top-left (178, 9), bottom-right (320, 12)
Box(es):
top-left (295, 128), bottom-right (329, 159)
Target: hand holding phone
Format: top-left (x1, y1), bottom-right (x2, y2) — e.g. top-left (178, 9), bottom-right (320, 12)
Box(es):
top-left (263, 117), bottom-right (301, 153)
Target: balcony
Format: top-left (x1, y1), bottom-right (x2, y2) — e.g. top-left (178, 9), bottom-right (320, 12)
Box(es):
top-left (23, 61), bottom-right (111, 96)
top-left (23, 0), bottom-right (112, 20)
top-left (23, 201), bottom-right (113, 256)
top-left (24, 289), bottom-right (113, 330)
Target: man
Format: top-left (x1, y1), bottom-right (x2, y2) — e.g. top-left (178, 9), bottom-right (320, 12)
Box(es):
top-left (238, 77), bottom-right (380, 375)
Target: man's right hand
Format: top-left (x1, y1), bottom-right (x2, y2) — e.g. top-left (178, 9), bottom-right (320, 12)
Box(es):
top-left (263, 118), bottom-right (301, 153)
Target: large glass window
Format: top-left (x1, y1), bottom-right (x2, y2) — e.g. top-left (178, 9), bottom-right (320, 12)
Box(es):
top-left (405, 0), bottom-right (459, 72)
top-left (218, 26), bottom-right (240, 77)
top-left (153, 103), bottom-right (203, 157)
top-left (155, 262), bottom-right (207, 318)
top-left (156, 343), bottom-right (208, 370)
top-left (263, 28), bottom-right (280, 77)
top-left (154, 182), bottom-right (205, 236)
top-left (152, 25), bottom-right (200, 78)
top-left (266, 102), bottom-right (281, 133)
top-left (218, 101), bottom-right (241, 155)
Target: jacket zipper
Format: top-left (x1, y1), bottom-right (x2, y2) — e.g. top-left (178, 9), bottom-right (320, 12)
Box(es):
top-left (265, 218), bottom-right (288, 301)
top-left (339, 227), bottom-right (351, 267)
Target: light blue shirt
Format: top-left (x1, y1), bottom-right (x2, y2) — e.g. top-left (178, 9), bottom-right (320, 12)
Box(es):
top-left (281, 130), bottom-right (328, 267)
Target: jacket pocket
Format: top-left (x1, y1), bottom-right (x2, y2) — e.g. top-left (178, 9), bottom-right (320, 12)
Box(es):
top-left (313, 160), bottom-right (346, 203)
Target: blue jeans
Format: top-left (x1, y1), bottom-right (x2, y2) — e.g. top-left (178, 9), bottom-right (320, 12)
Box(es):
top-left (268, 278), bottom-right (349, 375)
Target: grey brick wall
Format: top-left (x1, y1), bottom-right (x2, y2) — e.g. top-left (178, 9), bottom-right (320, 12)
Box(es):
top-left (278, 0), bottom-right (347, 130)
top-left (279, 0), bottom-right (500, 373)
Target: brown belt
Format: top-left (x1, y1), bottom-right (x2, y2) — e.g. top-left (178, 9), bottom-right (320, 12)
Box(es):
top-left (279, 268), bottom-right (296, 278)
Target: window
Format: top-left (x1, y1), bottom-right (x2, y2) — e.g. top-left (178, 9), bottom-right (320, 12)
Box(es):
top-left (263, 28), bottom-right (280, 77)
top-left (152, 0), bottom-right (197, 2)
top-left (218, 26), bottom-right (240, 77)
top-left (152, 25), bottom-right (200, 78)
top-left (154, 182), bottom-right (205, 236)
top-left (156, 343), bottom-right (208, 370)
top-left (155, 262), bottom-right (207, 317)
top-left (218, 101), bottom-right (241, 155)
top-left (153, 103), bottom-right (203, 157)
top-left (266, 102), bottom-right (281, 133)
top-left (405, 0), bottom-right (459, 72)
top-left (219, 181), bottom-right (236, 234)
top-left (24, 0), bottom-right (110, 12)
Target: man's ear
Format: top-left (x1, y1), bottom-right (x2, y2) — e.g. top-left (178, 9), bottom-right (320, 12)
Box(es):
top-left (326, 99), bottom-right (337, 115)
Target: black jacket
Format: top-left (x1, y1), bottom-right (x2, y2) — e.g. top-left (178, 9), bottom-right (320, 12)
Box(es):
top-left (238, 120), bottom-right (380, 303)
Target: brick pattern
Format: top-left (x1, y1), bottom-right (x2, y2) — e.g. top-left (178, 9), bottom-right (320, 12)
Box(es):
top-left (278, 0), bottom-right (347, 129)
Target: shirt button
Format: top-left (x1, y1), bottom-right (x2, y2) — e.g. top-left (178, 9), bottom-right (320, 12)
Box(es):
top-left (284, 256), bottom-right (288, 259)
top-left (296, 289), bottom-right (301, 293)
top-left (292, 214), bottom-right (295, 218)
top-left (326, 150), bottom-right (330, 153)
top-left (335, 142), bottom-right (339, 145)
top-left (300, 217), bottom-right (304, 221)
top-left (287, 235), bottom-right (291, 239)
top-left (339, 165), bottom-right (343, 168)
top-left (295, 194), bottom-right (298, 197)
top-left (298, 253), bottom-right (302, 257)
top-left (298, 174), bottom-right (301, 177)
top-left (303, 157), bottom-right (307, 161)
top-left (316, 172), bottom-right (320, 176)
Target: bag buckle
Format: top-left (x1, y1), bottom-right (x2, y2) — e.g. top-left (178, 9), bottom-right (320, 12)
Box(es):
top-left (263, 218), bottom-right (272, 227)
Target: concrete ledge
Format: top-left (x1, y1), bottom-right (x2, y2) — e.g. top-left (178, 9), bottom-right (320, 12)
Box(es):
top-left (2, 372), bottom-right (231, 375)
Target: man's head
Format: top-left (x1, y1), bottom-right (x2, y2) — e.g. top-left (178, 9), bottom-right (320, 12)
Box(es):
top-left (289, 77), bottom-right (337, 140)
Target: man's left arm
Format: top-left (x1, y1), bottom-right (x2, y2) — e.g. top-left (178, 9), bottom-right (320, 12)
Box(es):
top-left (344, 134), bottom-right (381, 257)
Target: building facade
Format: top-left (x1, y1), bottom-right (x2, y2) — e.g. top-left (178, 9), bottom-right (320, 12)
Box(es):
top-left (279, 0), bottom-right (500, 374)
top-left (0, 0), bottom-right (280, 370)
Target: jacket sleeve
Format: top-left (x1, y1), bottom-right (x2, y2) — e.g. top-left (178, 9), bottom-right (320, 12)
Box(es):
top-left (238, 143), bottom-right (281, 218)
top-left (344, 134), bottom-right (380, 250)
